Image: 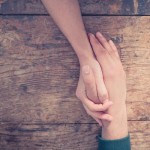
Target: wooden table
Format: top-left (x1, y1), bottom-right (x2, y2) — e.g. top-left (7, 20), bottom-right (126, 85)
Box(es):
top-left (0, 0), bottom-right (150, 149)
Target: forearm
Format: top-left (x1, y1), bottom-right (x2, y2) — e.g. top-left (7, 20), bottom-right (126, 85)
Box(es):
top-left (41, 0), bottom-right (93, 63)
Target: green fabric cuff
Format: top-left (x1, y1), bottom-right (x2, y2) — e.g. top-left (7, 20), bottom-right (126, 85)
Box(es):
top-left (96, 134), bottom-right (131, 150)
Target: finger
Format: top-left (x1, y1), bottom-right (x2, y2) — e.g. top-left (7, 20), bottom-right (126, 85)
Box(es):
top-left (89, 33), bottom-right (105, 53)
top-left (89, 109), bottom-right (113, 122)
top-left (81, 65), bottom-right (99, 103)
top-left (83, 104), bottom-right (102, 126)
top-left (83, 104), bottom-right (110, 124)
top-left (82, 95), bottom-right (113, 112)
top-left (99, 113), bottom-right (113, 121)
top-left (93, 66), bottom-right (109, 103)
top-left (90, 111), bottom-right (113, 121)
top-left (89, 33), bottom-right (115, 76)
top-left (96, 32), bottom-right (112, 53)
top-left (89, 33), bottom-right (110, 64)
top-left (109, 40), bottom-right (120, 58)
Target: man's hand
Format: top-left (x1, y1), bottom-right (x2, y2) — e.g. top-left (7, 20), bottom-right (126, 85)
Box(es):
top-left (89, 32), bottom-right (128, 139)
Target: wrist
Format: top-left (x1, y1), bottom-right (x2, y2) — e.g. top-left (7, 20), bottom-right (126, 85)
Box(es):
top-left (102, 106), bottom-right (128, 140)
top-left (78, 52), bottom-right (95, 66)
top-left (75, 47), bottom-right (94, 65)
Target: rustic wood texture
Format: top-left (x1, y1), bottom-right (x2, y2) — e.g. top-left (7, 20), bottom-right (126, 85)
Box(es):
top-left (0, 0), bottom-right (150, 15)
top-left (0, 16), bottom-right (150, 123)
top-left (0, 16), bottom-right (150, 149)
top-left (0, 121), bottom-right (150, 150)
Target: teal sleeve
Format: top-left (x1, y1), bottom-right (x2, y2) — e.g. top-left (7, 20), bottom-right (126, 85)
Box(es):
top-left (96, 134), bottom-right (131, 150)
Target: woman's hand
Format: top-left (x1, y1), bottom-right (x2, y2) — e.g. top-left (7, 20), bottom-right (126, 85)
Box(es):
top-left (41, 1), bottom-right (113, 125)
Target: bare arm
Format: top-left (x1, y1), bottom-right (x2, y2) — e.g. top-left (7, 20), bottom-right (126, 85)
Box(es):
top-left (42, 0), bottom-right (128, 143)
top-left (41, 0), bottom-right (93, 63)
top-left (41, 0), bottom-right (113, 125)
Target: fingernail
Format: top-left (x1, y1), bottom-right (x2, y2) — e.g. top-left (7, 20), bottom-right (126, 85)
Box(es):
top-left (82, 65), bottom-right (90, 75)
top-left (90, 33), bottom-right (95, 37)
top-left (97, 32), bottom-right (103, 37)
top-left (109, 40), bottom-right (113, 44)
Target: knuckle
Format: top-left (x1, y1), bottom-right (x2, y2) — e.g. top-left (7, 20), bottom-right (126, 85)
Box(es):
top-left (95, 49), bottom-right (106, 60)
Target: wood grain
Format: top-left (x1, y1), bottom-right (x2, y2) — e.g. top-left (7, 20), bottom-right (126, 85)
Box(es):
top-left (0, 16), bottom-right (150, 149)
top-left (0, 16), bottom-right (150, 124)
top-left (138, 0), bottom-right (150, 15)
top-left (0, 0), bottom-right (150, 15)
top-left (0, 121), bottom-right (150, 150)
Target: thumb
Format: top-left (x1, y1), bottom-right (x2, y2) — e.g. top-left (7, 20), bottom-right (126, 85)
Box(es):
top-left (81, 65), bottom-right (100, 104)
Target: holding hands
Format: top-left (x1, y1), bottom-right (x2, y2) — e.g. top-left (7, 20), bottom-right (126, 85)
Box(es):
top-left (41, 0), bottom-right (130, 147)
top-left (76, 32), bottom-right (128, 139)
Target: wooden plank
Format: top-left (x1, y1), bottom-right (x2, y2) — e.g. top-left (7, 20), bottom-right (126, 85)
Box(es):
top-left (0, 0), bottom-right (150, 15)
top-left (0, 121), bottom-right (149, 150)
top-left (138, 0), bottom-right (150, 15)
top-left (0, 16), bottom-right (150, 124)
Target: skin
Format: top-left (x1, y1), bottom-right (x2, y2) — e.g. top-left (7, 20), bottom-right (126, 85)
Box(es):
top-left (41, 0), bottom-right (112, 124)
top-left (42, 0), bottom-right (128, 140)
top-left (88, 32), bottom-right (128, 139)
top-left (77, 33), bottom-right (128, 139)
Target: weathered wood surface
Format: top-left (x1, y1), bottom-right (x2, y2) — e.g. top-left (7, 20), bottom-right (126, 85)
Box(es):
top-left (0, 121), bottom-right (150, 150)
top-left (0, 16), bottom-right (150, 123)
top-left (0, 0), bottom-right (150, 15)
top-left (0, 17), bottom-right (150, 123)
top-left (0, 16), bottom-right (150, 149)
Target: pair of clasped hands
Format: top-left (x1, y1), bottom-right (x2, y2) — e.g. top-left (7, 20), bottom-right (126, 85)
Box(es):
top-left (76, 32), bottom-right (127, 130)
